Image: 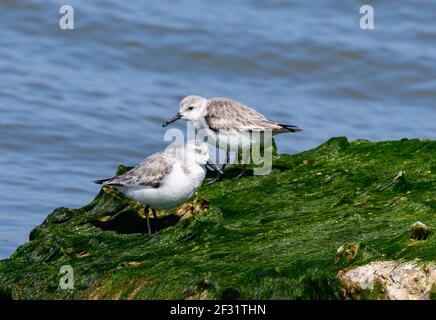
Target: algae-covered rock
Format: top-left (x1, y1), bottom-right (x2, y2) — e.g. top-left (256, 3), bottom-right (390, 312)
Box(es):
top-left (410, 221), bottom-right (431, 241)
top-left (175, 198), bottom-right (210, 220)
top-left (0, 138), bottom-right (435, 300)
top-left (337, 260), bottom-right (435, 300)
top-left (335, 243), bottom-right (360, 264)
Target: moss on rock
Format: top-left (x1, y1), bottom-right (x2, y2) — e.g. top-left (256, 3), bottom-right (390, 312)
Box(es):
top-left (0, 137), bottom-right (435, 299)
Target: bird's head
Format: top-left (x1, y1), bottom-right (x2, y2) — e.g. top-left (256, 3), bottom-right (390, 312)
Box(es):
top-left (162, 95), bottom-right (208, 127)
top-left (184, 139), bottom-right (207, 163)
top-left (183, 140), bottom-right (222, 173)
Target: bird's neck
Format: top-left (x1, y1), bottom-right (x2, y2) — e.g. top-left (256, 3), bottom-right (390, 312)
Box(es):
top-left (183, 160), bottom-right (206, 179)
top-left (193, 117), bottom-right (208, 131)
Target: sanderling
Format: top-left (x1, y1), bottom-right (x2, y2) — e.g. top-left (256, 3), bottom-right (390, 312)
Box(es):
top-left (95, 140), bottom-right (222, 235)
top-left (163, 95), bottom-right (302, 177)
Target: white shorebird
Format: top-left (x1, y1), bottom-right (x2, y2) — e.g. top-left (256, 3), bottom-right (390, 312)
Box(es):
top-left (95, 140), bottom-right (222, 235)
top-left (163, 95), bottom-right (302, 177)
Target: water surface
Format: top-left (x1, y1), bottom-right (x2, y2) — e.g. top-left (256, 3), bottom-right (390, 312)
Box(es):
top-left (0, 1), bottom-right (435, 258)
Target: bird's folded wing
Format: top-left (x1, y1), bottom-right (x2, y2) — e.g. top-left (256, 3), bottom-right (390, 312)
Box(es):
top-left (205, 97), bottom-right (285, 132)
top-left (101, 153), bottom-right (175, 188)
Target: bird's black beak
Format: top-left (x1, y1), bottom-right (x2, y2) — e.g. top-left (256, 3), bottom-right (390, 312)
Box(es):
top-left (162, 112), bottom-right (182, 127)
top-left (207, 161), bottom-right (224, 175)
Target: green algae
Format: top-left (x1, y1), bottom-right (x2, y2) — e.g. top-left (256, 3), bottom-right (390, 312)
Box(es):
top-left (0, 137), bottom-right (434, 300)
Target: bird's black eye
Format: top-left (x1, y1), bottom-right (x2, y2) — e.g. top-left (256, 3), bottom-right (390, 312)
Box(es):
top-left (188, 106), bottom-right (194, 110)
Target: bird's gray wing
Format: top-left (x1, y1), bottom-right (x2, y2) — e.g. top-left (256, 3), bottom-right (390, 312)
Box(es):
top-left (100, 153), bottom-right (175, 188)
top-left (205, 97), bottom-right (286, 132)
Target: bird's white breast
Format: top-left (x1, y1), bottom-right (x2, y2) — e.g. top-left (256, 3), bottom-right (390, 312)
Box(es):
top-left (197, 121), bottom-right (260, 151)
top-left (118, 162), bottom-right (206, 210)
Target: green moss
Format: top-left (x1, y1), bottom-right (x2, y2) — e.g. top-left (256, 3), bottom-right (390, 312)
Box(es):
top-left (0, 138), bottom-right (435, 299)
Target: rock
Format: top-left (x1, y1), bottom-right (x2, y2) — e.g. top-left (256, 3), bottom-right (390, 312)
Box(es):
top-left (410, 221), bottom-right (431, 241)
top-left (175, 198), bottom-right (209, 220)
top-left (335, 243), bottom-right (360, 263)
top-left (337, 260), bottom-right (436, 300)
top-left (0, 138), bottom-right (435, 299)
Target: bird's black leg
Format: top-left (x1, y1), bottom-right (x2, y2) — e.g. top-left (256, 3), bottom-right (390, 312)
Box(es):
top-left (152, 209), bottom-right (158, 234)
top-left (233, 164), bottom-right (247, 180)
top-left (207, 170), bottom-right (224, 185)
top-left (221, 150), bottom-right (230, 171)
top-left (207, 149), bottom-right (230, 185)
top-left (144, 205), bottom-right (151, 236)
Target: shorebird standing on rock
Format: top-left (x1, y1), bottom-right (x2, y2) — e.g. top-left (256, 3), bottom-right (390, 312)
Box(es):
top-left (163, 95), bottom-right (302, 179)
top-left (95, 140), bottom-right (222, 235)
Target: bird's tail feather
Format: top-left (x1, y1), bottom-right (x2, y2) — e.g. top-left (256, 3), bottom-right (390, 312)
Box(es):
top-left (279, 124), bottom-right (303, 132)
top-left (93, 178), bottom-right (112, 185)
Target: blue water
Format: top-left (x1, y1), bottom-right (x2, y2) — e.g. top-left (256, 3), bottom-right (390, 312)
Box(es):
top-left (0, 0), bottom-right (435, 259)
